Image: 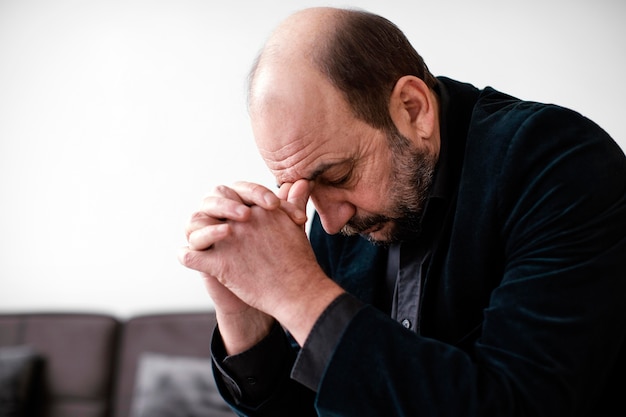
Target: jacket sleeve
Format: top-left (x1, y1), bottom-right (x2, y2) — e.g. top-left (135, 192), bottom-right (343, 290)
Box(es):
top-left (211, 321), bottom-right (319, 416)
top-left (313, 105), bottom-right (626, 416)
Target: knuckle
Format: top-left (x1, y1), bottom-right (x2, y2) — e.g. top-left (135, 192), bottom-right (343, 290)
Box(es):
top-left (213, 184), bottom-right (231, 196)
top-left (179, 248), bottom-right (212, 274)
top-left (204, 184), bottom-right (231, 199)
top-left (235, 181), bottom-right (265, 196)
top-left (179, 248), bottom-right (196, 267)
top-left (190, 210), bottom-right (208, 222)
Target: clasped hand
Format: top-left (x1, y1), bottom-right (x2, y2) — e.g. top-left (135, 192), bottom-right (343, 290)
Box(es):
top-left (178, 180), bottom-right (334, 337)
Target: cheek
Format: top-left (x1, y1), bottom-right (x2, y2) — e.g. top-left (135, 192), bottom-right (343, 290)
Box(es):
top-left (349, 180), bottom-right (392, 214)
top-left (352, 159), bottom-right (397, 211)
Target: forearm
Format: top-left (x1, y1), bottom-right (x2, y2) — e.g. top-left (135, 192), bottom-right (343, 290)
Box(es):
top-left (315, 274), bottom-right (626, 417)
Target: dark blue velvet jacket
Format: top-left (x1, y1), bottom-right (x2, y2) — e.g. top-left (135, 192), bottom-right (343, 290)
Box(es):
top-left (226, 77), bottom-right (626, 416)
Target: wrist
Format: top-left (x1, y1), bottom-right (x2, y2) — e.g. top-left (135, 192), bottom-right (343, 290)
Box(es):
top-left (216, 307), bottom-right (275, 356)
top-left (272, 275), bottom-right (345, 346)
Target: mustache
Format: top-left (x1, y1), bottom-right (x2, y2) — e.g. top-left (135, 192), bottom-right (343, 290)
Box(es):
top-left (340, 214), bottom-right (391, 236)
top-left (340, 208), bottom-right (423, 244)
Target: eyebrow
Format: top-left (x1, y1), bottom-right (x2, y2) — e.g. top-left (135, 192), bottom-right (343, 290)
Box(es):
top-left (276, 160), bottom-right (348, 188)
top-left (308, 162), bottom-right (343, 181)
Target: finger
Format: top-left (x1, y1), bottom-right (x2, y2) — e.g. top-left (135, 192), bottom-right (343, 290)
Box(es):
top-left (277, 182), bottom-right (293, 200)
top-left (277, 180), bottom-right (310, 225)
top-left (205, 184), bottom-right (244, 202)
top-left (231, 181), bottom-right (280, 210)
top-left (287, 179), bottom-right (312, 211)
top-left (198, 196), bottom-right (251, 221)
top-left (186, 211), bottom-right (214, 241)
top-left (177, 246), bottom-right (211, 273)
top-left (188, 223), bottom-right (230, 251)
top-left (185, 203), bottom-right (247, 241)
top-left (279, 200), bottom-right (308, 225)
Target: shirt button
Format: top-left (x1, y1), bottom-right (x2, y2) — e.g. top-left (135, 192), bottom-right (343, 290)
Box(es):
top-left (401, 318), bottom-right (411, 329)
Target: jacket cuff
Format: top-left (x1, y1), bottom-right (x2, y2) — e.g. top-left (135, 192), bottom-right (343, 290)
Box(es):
top-left (211, 320), bottom-right (293, 406)
top-left (291, 293), bottom-right (365, 391)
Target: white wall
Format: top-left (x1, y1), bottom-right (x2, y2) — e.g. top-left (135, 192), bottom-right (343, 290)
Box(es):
top-left (1, 0), bottom-right (624, 317)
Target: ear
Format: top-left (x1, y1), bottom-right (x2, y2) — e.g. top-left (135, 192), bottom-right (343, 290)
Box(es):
top-left (388, 75), bottom-right (438, 144)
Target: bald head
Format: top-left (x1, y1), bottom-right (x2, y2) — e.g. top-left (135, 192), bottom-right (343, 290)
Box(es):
top-left (247, 8), bottom-right (341, 110)
top-left (248, 7), bottom-right (437, 131)
top-left (262, 7), bottom-right (341, 61)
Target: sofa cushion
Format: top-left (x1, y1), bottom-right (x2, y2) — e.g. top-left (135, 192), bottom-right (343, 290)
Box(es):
top-left (112, 312), bottom-right (219, 417)
top-left (0, 313), bottom-right (120, 417)
top-left (129, 352), bottom-right (235, 416)
top-left (0, 345), bottom-right (41, 417)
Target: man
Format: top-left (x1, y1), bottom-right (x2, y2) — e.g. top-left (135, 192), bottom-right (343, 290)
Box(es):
top-left (178, 7), bottom-right (626, 416)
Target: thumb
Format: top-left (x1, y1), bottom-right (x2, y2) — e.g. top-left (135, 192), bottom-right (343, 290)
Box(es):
top-left (277, 180), bottom-right (311, 226)
top-left (287, 179), bottom-right (312, 212)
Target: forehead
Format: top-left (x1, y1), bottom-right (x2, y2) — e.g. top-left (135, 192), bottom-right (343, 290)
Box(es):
top-left (256, 123), bottom-right (353, 185)
top-left (250, 68), bottom-right (359, 184)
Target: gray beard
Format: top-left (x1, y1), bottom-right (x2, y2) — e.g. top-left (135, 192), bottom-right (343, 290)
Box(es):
top-left (341, 130), bottom-right (436, 245)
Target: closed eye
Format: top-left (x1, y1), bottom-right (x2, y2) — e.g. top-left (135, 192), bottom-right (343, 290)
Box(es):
top-left (325, 171), bottom-right (352, 186)
top-left (319, 160), bottom-right (356, 188)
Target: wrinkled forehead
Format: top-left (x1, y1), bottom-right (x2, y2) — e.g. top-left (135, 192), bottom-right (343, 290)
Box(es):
top-left (254, 116), bottom-right (341, 186)
top-left (250, 67), bottom-right (355, 184)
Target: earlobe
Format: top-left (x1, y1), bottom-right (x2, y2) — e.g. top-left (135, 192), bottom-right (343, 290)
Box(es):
top-left (389, 75), bottom-right (436, 141)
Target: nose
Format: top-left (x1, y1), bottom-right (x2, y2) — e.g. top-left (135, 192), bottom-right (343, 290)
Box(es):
top-left (310, 187), bottom-right (355, 235)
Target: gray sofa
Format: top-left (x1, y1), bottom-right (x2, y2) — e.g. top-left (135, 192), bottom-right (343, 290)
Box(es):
top-left (0, 311), bottom-right (236, 417)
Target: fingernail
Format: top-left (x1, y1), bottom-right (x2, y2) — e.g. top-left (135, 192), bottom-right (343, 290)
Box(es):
top-left (236, 205), bottom-right (249, 218)
top-left (264, 193), bottom-right (277, 207)
top-left (294, 209), bottom-right (306, 221)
